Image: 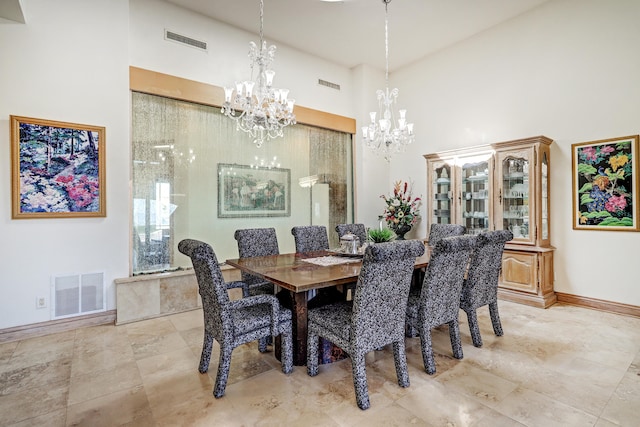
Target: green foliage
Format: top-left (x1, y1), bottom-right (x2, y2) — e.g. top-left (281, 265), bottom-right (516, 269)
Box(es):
top-left (578, 182), bottom-right (593, 193)
top-left (580, 193), bottom-right (594, 205)
top-left (577, 163), bottom-right (597, 175)
top-left (598, 217), bottom-right (633, 226)
top-left (368, 228), bottom-right (396, 243)
top-left (585, 210), bottom-right (611, 219)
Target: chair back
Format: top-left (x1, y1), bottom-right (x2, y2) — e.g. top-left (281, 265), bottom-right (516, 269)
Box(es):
top-left (335, 223), bottom-right (367, 246)
top-left (419, 235), bottom-right (477, 326)
top-left (291, 225), bottom-right (330, 253)
top-left (234, 228), bottom-right (280, 286)
top-left (461, 230), bottom-right (513, 309)
top-left (428, 224), bottom-right (466, 247)
top-left (178, 239), bottom-right (230, 338)
top-left (352, 240), bottom-right (425, 350)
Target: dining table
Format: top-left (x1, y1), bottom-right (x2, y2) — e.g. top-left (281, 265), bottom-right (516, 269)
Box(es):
top-left (226, 248), bottom-right (430, 366)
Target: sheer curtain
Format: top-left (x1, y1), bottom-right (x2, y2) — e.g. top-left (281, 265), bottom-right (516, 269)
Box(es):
top-left (131, 92), bottom-right (353, 273)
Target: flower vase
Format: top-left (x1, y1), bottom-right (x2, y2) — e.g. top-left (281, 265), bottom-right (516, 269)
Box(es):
top-left (391, 224), bottom-right (412, 240)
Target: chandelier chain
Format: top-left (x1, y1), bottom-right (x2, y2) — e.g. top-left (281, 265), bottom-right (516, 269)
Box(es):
top-left (384, 0), bottom-right (389, 88)
top-left (221, 0), bottom-right (296, 147)
top-left (362, 0), bottom-right (415, 162)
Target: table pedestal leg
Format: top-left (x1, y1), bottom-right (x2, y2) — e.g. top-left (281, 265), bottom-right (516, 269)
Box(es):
top-left (276, 290), bottom-right (308, 366)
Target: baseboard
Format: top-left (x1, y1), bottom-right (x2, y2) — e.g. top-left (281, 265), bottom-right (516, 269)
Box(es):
top-left (555, 292), bottom-right (640, 318)
top-left (0, 310), bottom-right (116, 344)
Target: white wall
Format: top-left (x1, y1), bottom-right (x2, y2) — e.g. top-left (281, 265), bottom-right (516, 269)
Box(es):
top-left (0, 0), bottom-right (362, 329)
top-left (383, 0), bottom-right (640, 305)
top-left (0, 0), bottom-right (130, 328)
top-left (129, 0), bottom-right (355, 118)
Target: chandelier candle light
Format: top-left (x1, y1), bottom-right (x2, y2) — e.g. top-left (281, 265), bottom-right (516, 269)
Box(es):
top-left (362, 0), bottom-right (415, 161)
top-left (221, 0), bottom-right (296, 147)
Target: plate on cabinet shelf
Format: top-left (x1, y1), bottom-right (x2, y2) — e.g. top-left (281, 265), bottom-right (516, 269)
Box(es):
top-left (436, 178), bottom-right (450, 184)
top-left (467, 175), bottom-right (488, 182)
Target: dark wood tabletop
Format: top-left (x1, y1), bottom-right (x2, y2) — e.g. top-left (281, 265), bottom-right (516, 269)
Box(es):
top-left (226, 250), bottom-right (430, 293)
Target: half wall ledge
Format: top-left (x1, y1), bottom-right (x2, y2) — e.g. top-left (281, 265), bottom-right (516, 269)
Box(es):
top-left (115, 266), bottom-right (241, 325)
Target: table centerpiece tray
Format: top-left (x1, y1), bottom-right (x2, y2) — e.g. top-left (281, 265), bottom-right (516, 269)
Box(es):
top-left (327, 248), bottom-right (364, 258)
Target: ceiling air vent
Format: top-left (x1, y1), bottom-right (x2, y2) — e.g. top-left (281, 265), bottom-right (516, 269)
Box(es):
top-left (165, 30), bottom-right (207, 51)
top-left (318, 79), bottom-right (340, 91)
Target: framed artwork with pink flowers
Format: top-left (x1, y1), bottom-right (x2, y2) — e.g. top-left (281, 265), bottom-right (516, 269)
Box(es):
top-left (571, 135), bottom-right (639, 231)
top-left (10, 116), bottom-right (106, 219)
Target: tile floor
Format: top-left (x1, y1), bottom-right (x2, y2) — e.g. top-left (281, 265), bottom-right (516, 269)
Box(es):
top-left (1, 301), bottom-right (639, 426)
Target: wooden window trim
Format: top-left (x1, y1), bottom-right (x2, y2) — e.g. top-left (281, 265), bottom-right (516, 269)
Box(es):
top-left (129, 66), bottom-right (356, 134)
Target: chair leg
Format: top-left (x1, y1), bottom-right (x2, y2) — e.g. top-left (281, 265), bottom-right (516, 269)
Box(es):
top-left (258, 337), bottom-right (268, 353)
top-left (307, 331), bottom-right (319, 377)
top-left (465, 308), bottom-right (483, 348)
top-left (198, 332), bottom-right (214, 373)
top-left (448, 320), bottom-right (463, 360)
top-left (405, 317), bottom-right (418, 338)
top-left (213, 345), bottom-right (233, 398)
top-left (392, 340), bottom-right (410, 388)
top-left (489, 302), bottom-right (504, 337)
top-left (351, 352), bottom-right (370, 410)
top-left (280, 328), bottom-right (293, 374)
top-left (419, 328), bottom-right (436, 375)
top-left (405, 324), bottom-right (418, 337)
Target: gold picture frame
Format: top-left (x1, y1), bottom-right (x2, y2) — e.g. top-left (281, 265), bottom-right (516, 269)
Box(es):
top-left (571, 135), bottom-right (639, 231)
top-left (217, 163), bottom-right (291, 218)
top-left (10, 115), bottom-right (106, 219)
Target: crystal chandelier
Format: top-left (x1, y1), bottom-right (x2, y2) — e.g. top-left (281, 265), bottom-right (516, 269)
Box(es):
top-left (362, 0), bottom-right (414, 161)
top-left (221, 0), bottom-right (296, 148)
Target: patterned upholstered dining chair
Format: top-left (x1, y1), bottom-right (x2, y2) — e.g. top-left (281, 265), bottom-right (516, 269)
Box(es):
top-left (460, 230), bottom-right (513, 347)
top-left (234, 227), bottom-right (279, 297)
top-left (291, 225), bottom-right (330, 253)
top-left (306, 240), bottom-right (425, 410)
top-left (405, 235), bottom-right (477, 375)
top-left (427, 223), bottom-right (466, 247)
top-left (178, 239), bottom-right (293, 398)
top-left (335, 223), bottom-right (368, 246)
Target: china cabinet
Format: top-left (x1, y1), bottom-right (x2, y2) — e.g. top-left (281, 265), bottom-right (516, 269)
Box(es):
top-left (425, 136), bottom-right (556, 308)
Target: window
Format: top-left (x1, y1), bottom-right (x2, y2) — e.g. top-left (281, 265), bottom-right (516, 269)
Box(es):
top-left (131, 91), bottom-right (354, 274)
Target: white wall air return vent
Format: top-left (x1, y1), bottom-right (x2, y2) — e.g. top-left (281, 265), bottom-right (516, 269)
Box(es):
top-left (51, 272), bottom-right (106, 320)
top-left (165, 30), bottom-right (207, 51)
top-left (318, 79), bottom-right (340, 91)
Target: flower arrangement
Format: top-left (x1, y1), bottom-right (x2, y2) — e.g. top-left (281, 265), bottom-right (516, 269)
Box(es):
top-left (381, 180), bottom-right (421, 229)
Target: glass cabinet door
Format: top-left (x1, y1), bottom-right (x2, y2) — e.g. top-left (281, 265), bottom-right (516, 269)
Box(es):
top-left (431, 162), bottom-right (452, 225)
top-left (498, 149), bottom-right (534, 243)
top-left (541, 150), bottom-right (550, 243)
top-left (459, 156), bottom-right (491, 235)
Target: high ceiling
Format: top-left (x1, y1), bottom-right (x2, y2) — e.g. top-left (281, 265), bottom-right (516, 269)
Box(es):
top-left (0, 0), bottom-right (552, 72)
top-left (166, 0), bottom-right (551, 72)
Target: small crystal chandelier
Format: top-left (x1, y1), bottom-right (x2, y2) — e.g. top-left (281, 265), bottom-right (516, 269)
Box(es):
top-left (221, 0), bottom-right (296, 148)
top-left (362, 0), bottom-right (414, 161)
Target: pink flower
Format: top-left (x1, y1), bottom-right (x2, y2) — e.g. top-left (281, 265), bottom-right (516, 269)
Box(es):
top-left (581, 147), bottom-right (597, 162)
top-left (605, 195), bottom-right (627, 212)
top-left (600, 145), bottom-right (615, 155)
top-left (55, 175), bottom-right (74, 184)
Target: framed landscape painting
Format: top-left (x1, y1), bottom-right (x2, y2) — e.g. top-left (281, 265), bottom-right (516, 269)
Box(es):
top-left (217, 163), bottom-right (290, 218)
top-left (10, 116), bottom-right (106, 219)
top-left (572, 135), bottom-right (639, 231)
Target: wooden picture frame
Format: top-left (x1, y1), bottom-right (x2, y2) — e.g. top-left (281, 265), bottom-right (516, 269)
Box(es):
top-left (10, 116), bottom-right (106, 219)
top-left (572, 135), bottom-right (639, 231)
top-left (217, 163), bottom-right (290, 218)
